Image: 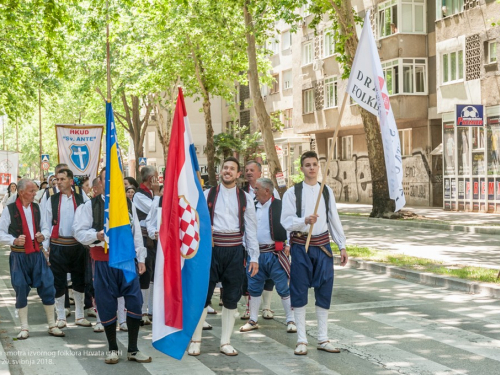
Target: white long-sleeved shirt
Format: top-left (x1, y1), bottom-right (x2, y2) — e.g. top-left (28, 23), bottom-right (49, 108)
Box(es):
top-left (41, 192), bottom-right (89, 249)
top-left (145, 197), bottom-right (161, 240)
top-left (255, 198), bottom-right (274, 246)
top-left (0, 203), bottom-right (35, 246)
top-left (281, 182), bottom-right (346, 250)
top-left (204, 184), bottom-right (259, 263)
top-left (39, 186), bottom-right (58, 214)
top-left (72, 195), bottom-right (146, 263)
top-left (133, 190), bottom-right (159, 228)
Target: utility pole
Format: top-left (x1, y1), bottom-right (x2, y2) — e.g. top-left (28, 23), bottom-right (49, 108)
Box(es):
top-left (39, 87), bottom-right (43, 179)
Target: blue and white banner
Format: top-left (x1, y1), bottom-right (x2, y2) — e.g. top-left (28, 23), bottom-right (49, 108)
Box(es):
top-left (56, 125), bottom-right (103, 178)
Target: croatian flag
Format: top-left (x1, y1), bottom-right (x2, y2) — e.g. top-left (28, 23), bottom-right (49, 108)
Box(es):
top-left (152, 87), bottom-right (212, 360)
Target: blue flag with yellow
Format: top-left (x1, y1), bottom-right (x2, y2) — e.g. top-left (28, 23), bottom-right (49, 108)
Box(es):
top-left (104, 102), bottom-right (137, 282)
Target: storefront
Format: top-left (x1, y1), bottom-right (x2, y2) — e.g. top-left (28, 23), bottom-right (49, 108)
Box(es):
top-left (442, 105), bottom-right (500, 212)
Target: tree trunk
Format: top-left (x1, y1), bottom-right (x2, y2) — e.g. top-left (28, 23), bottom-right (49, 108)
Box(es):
top-left (243, 2), bottom-right (285, 196)
top-left (335, 0), bottom-right (393, 217)
top-left (191, 47), bottom-right (217, 186)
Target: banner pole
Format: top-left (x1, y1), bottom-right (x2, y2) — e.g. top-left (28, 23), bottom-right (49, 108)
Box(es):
top-left (106, 0), bottom-right (111, 102)
top-left (305, 92), bottom-right (348, 252)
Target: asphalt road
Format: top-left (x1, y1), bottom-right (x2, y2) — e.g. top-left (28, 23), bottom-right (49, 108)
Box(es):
top-left (1, 244), bottom-right (500, 374)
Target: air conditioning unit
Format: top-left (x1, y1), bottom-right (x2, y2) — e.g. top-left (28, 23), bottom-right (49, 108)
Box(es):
top-left (313, 59), bottom-right (324, 71)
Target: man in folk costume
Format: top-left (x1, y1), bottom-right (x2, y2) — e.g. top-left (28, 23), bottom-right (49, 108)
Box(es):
top-left (73, 168), bottom-right (152, 364)
top-left (188, 157), bottom-right (259, 357)
top-left (241, 161), bottom-right (280, 320)
top-left (132, 165), bottom-right (160, 325)
top-left (281, 151), bottom-right (348, 356)
top-left (0, 179), bottom-right (65, 339)
top-left (41, 168), bottom-right (91, 329)
top-left (39, 163), bottom-right (69, 212)
top-left (239, 178), bottom-right (296, 334)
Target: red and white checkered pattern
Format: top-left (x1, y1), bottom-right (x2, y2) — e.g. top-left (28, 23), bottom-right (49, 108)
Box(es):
top-left (178, 196), bottom-right (200, 258)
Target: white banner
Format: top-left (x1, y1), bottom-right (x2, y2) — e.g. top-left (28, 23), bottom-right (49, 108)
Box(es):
top-left (56, 125), bottom-right (103, 179)
top-left (346, 11), bottom-right (406, 212)
top-left (0, 151), bottom-right (19, 196)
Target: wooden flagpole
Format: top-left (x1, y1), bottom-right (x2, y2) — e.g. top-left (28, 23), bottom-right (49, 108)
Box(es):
top-left (305, 92), bottom-right (348, 252)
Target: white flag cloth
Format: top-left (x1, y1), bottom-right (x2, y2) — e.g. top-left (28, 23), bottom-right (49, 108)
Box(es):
top-left (56, 125), bottom-right (103, 179)
top-left (346, 11), bottom-right (406, 212)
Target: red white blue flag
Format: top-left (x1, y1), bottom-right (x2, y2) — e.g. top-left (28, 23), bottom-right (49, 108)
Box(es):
top-left (152, 87), bottom-right (212, 360)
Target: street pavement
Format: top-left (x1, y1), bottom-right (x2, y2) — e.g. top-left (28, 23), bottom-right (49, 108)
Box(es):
top-left (2, 247), bottom-right (500, 374)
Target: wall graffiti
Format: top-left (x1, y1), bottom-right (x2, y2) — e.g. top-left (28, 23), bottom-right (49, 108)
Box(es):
top-left (325, 151), bottom-right (432, 206)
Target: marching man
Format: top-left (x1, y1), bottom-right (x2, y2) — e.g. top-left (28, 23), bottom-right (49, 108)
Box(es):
top-left (239, 178), bottom-right (296, 334)
top-left (41, 168), bottom-right (91, 329)
top-left (281, 151), bottom-right (348, 355)
top-left (0, 179), bottom-right (65, 339)
top-left (73, 168), bottom-right (152, 364)
top-left (188, 157), bottom-right (259, 357)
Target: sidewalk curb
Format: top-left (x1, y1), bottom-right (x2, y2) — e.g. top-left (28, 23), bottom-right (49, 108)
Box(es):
top-left (334, 256), bottom-right (500, 298)
top-left (339, 214), bottom-right (500, 235)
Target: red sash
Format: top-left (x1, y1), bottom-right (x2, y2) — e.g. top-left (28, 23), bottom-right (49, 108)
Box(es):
top-left (15, 199), bottom-right (40, 254)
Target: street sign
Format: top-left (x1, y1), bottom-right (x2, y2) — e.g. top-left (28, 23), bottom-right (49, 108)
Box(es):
top-left (275, 145), bottom-right (283, 156)
top-left (275, 172), bottom-right (286, 188)
top-left (42, 161), bottom-right (50, 171)
top-left (41, 154), bottom-right (50, 162)
top-left (139, 157), bottom-right (147, 166)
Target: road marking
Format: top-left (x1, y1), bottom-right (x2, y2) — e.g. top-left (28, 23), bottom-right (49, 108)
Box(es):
top-left (367, 312), bottom-right (500, 362)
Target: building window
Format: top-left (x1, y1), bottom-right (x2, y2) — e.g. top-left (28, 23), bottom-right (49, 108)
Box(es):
top-left (324, 32), bottom-right (335, 57)
top-left (282, 30), bottom-right (292, 51)
top-left (148, 131), bottom-right (156, 152)
top-left (442, 50), bottom-right (464, 83)
top-left (401, 0), bottom-right (425, 33)
top-left (303, 89), bottom-right (315, 114)
top-left (225, 121), bottom-right (234, 133)
top-left (488, 41), bottom-right (497, 63)
top-left (379, 0), bottom-right (398, 38)
top-left (270, 74), bottom-right (280, 94)
top-left (284, 108), bottom-right (293, 128)
top-left (341, 136), bottom-right (353, 160)
top-left (442, 0), bottom-right (464, 18)
top-left (283, 69), bottom-right (292, 90)
top-left (302, 42), bottom-right (313, 66)
top-left (327, 137), bottom-right (338, 160)
top-left (267, 37), bottom-right (279, 55)
top-left (398, 129), bottom-right (412, 156)
top-left (324, 76), bottom-right (338, 108)
top-left (381, 58), bottom-right (427, 95)
top-left (472, 127), bottom-right (485, 149)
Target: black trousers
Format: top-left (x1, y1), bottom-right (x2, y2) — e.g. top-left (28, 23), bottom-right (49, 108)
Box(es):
top-left (50, 243), bottom-right (86, 298)
top-left (205, 245), bottom-right (245, 310)
top-left (139, 236), bottom-right (157, 289)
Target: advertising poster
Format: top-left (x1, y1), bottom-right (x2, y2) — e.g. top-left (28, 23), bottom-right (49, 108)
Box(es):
top-left (472, 153), bottom-right (485, 175)
top-left (465, 178), bottom-right (471, 199)
top-left (488, 178), bottom-right (495, 200)
top-left (480, 179), bottom-right (486, 199)
top-left (443, 122), bottom-right (455, 175)
top-left (458, 179), bottom-right (465, 199)
top-left (457, 128), bottom-right (470, 175)
top-left (444, 178), bottom-right (451, 199)
top-left (487, 116), bottom-right (500, 175)
top-left (451, 179), bottom-right (457, 199)
top-left (497, 180), bottom-right (500, 200)
top-left (473, 179), bottom-right (479, 199)
top-left (0, 151), bottom-right (19, 196)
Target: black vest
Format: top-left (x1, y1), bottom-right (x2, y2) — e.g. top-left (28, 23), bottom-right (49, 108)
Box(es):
top-left (90, 196), bottom-right (133, 236)
top-left (206, 185), bottom-right (247, 234)
top-left (135, 188), bottom-right (153, 221)
top-left (7, 202), bottom-right (41, 238)
top-left (294, 182), bottom-right (329, 222)
top-left (263, 198), bottom-right (287, 242)
top-left (50, 191), bottom-right (86, 227)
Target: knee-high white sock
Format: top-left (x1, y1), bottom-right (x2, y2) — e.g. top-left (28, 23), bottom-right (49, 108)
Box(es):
top-left (315, 306), bottom-right (329, 343)
top-left (262, 289), bottom-right (272, 310)
top-left (293, 306), bottom-right (307, 344)
top-left (18, 306), bottom-right (29, 331)
top-left (141, 288), bottom-right (150, 314)
top-left (73, 291), bottom-right (85, 320)
top-left (220, 307), bottom-right (237, 346)
top-left (117, 297), bottom-right (126, 324)
top-left (96, 310), bottom-right (101, 324)
top-left (55, 296), bottom-right (66, 320)
top-left (281, 297), bottom-right (294, 323)
top-left (43, 304), bottom-right (56, 328)
top-left (249, 296), bottom-right (261, 322)
top-left (148, 283), bottom-right (154, 314)
top-left (192, 307), bottom-right (208, 342)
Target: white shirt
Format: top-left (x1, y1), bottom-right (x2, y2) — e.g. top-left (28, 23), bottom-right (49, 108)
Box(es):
top-left (255, 198), bottom-right (274, 245)
top-left (133, 190), bottom-right (160, 228)
top-left (204, 184), bottom-right (259, 263)
top-left (281, 182), bottom-right (346, 250)
top-left (72, 196), bottom-right (147, 263)
top-left (145, 197), bottom-right (161, 240)
top-left (247, 185), bottom-right (280, 201)
top-left (41, 192), bottom-right (82, 249)
top-left (0, 203), bottom-right (35, 246)
top-left (39, 186), bottom-right (58, 213)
